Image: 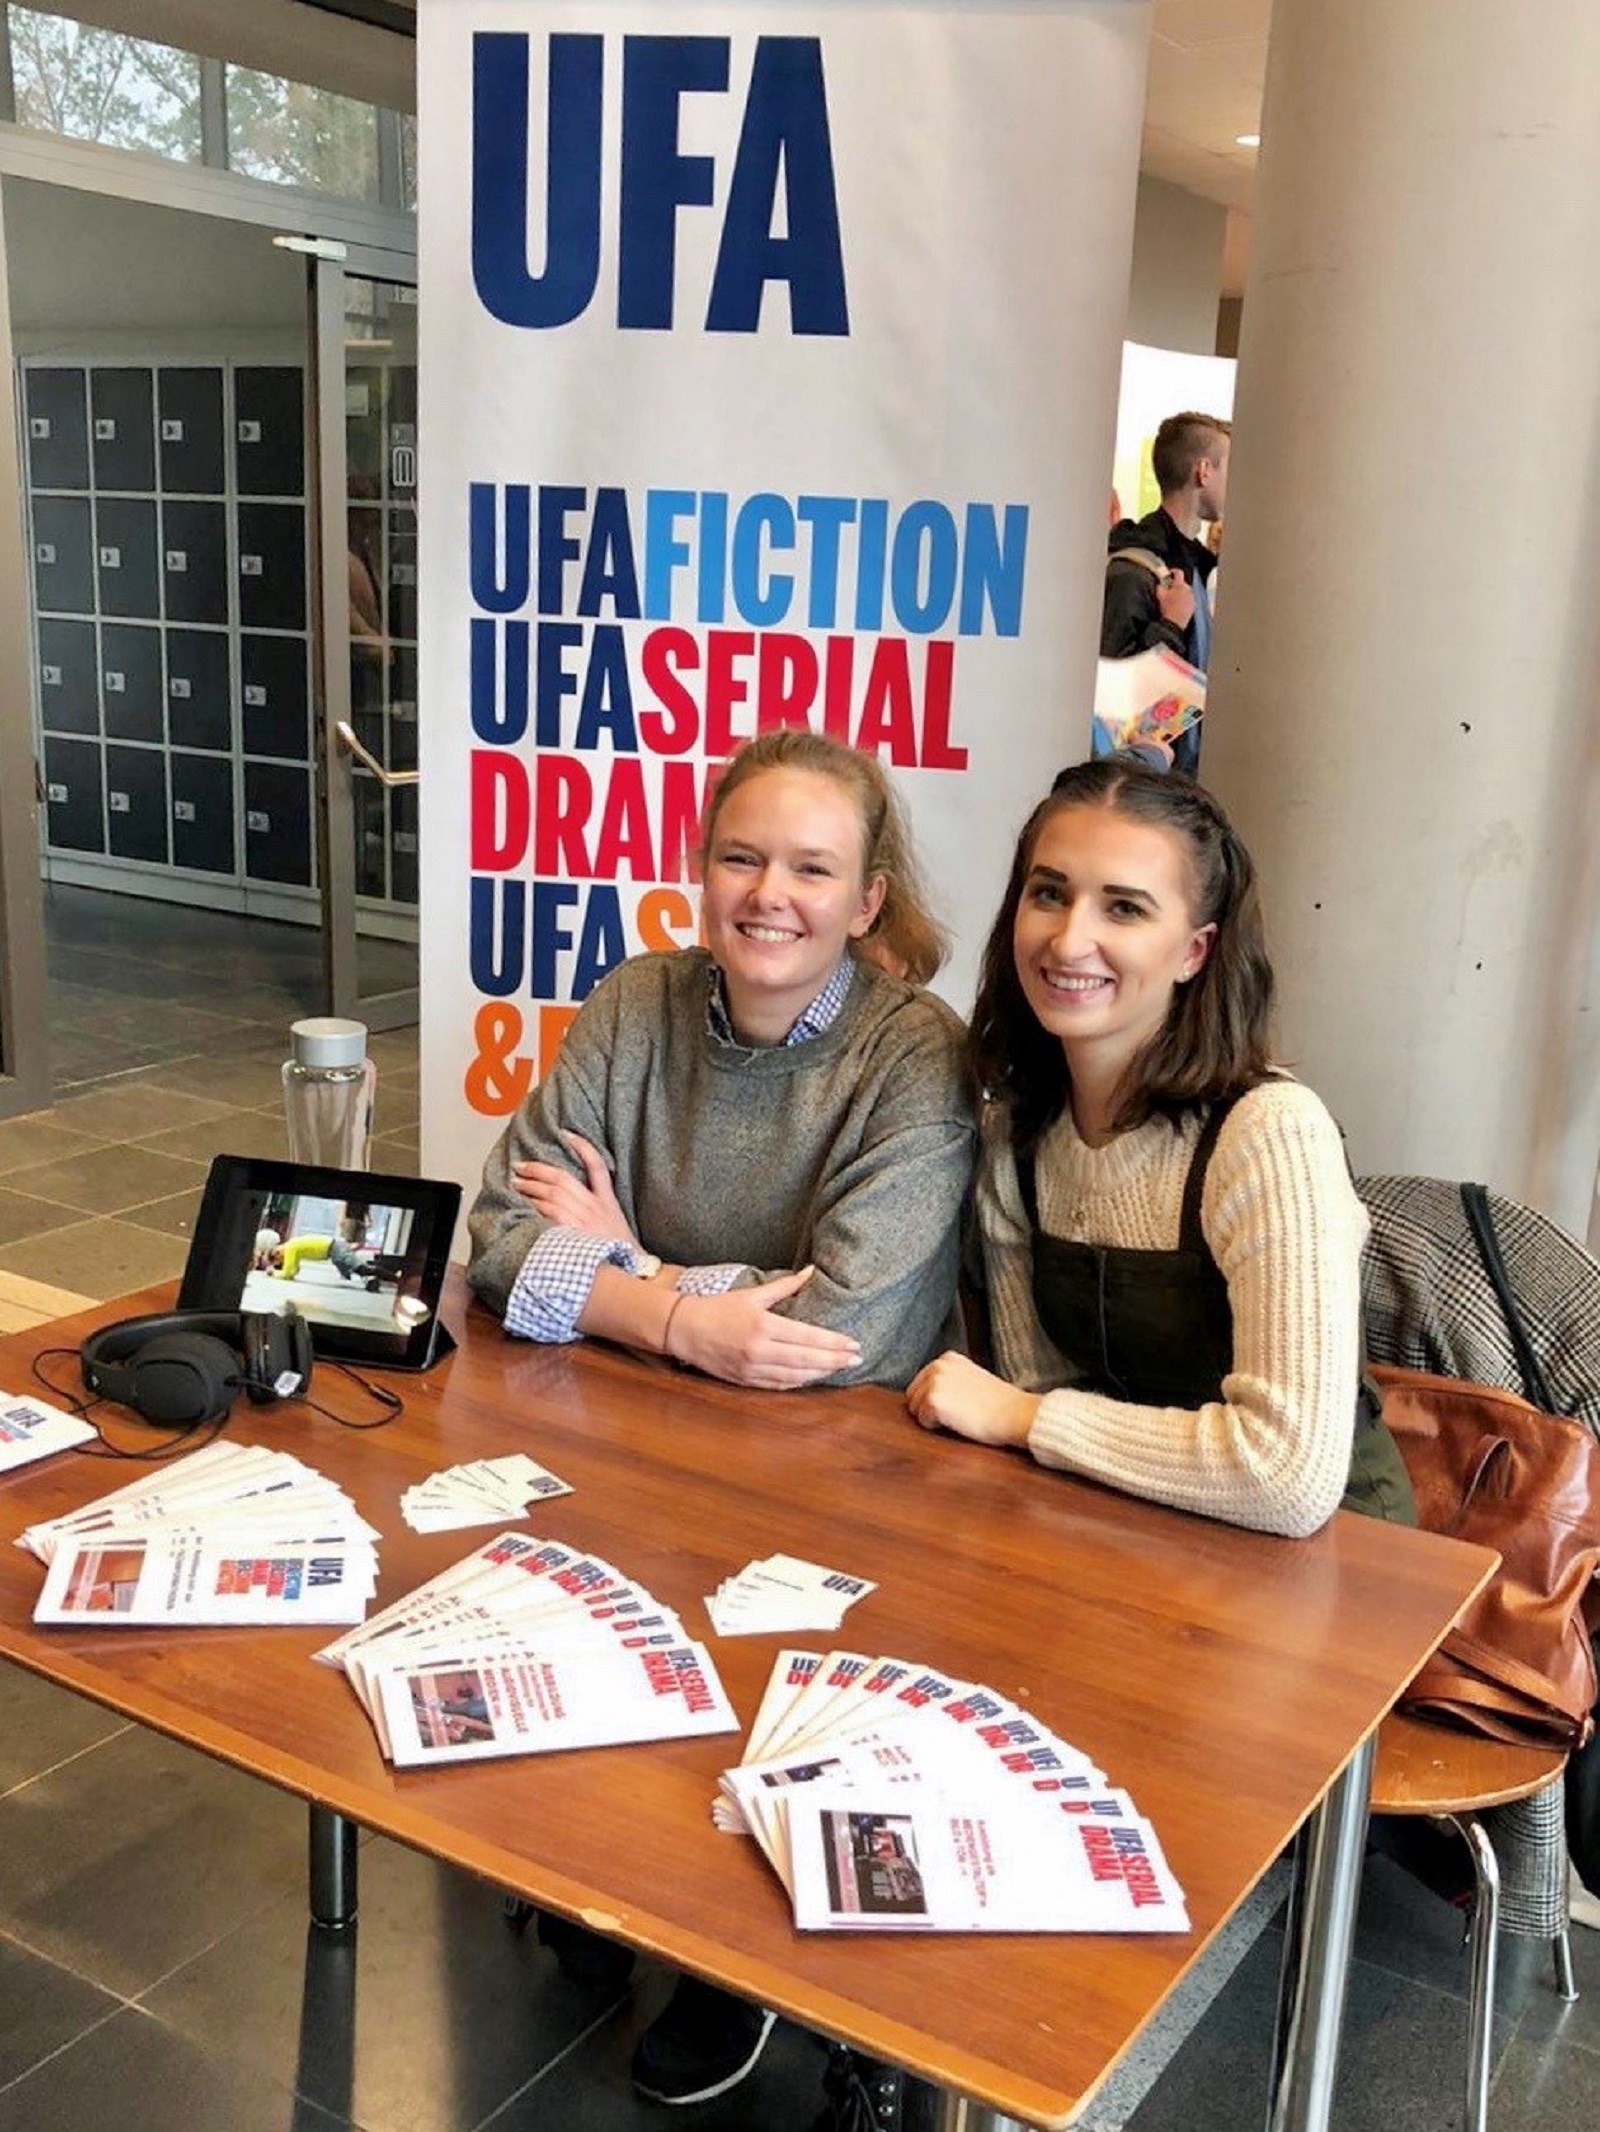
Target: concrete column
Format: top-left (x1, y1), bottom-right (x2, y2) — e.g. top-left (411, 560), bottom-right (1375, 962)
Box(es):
top-left (1202, 0), bottom-right (1600, 1233)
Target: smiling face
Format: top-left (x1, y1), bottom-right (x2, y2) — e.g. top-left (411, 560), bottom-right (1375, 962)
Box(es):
top-left (1012, 802), bottom-right (1215, 1085)
top-left (702, 767), bottom-right (886, 1045)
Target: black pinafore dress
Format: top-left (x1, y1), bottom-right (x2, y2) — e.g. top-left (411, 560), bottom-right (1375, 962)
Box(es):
top-left (1014, 1098), bottom-right (1415, 1524)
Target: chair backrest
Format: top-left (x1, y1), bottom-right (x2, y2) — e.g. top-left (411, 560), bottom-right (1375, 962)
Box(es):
top-left (1358, 1174), bottom-right (1600, 1438)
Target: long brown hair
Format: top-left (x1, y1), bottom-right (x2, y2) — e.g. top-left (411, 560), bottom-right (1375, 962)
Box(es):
top-left (970, 759), bottom-right (1274, 1150)
top-left (701, 731), bottom-right (949, 984)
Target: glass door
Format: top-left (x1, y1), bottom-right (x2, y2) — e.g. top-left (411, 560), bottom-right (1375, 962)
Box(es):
top-left (312, 251), bottom-right (418, 1031)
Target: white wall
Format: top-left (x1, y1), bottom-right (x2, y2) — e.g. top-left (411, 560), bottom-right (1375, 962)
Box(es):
top-left (1125, 173), bottom-right (1226, 356)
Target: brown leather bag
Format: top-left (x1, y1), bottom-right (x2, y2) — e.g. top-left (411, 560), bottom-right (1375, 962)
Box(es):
top-left (1375, 1361), bottom-right (1600, 1749)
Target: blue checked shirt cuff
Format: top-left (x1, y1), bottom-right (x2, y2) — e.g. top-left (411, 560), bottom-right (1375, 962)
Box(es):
top-left (674, 1263), bottom-right (745, 1297)
top-left (506, 1229), bottom-right (641, 1343)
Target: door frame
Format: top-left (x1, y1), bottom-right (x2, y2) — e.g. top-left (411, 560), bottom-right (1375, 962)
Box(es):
top-left (0, 125), bottom-right (417, 1115)
top-left (310, 243), bottom-right (419, 1035)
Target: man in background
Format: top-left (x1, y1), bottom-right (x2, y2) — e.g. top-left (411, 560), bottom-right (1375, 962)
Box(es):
top-left (1101, 412), bottom-right (1230, 773)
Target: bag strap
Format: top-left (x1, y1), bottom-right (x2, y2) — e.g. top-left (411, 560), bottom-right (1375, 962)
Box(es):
top-left (1459, 1182), bottom-right (1558, 1413)
top-left (1106, 546), bottom-right (1171, 582)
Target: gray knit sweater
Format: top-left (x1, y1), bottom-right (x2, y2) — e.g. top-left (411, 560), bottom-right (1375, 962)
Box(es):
top-left (467, 950), bottom-right (975, 1388)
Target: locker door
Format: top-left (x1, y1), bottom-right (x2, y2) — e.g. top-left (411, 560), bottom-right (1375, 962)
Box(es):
top-left (171, 752), bottom-right (236, 874)
top-left (99, 622), bottom-right (165, 742)
top-left (244, 761), bottom-right (312, 885)
top-left (161, 499), bottom-right (229, 625)
top-left (36, 617), bottom-right (100, 736)
top-left (42, 736), bottom-right (105, 854)
top-left (90, 368), bottom-right (157, 492)
top-left (25, 368), bottom-right (90, 490)
top-left (240, 633), bottom-right (310, 760)
top-left (234, 367), bottom-right (305, 497)
top-left (95, 496), bottom-right (161, 619)
top-left (166, 629), bottom-right (232, 753)
top-left (157, 368), bottom-right (226, 495)
top-left (237, 502), bottom-right (307, 631)
top-left (105, 744), bottom-right (170, 864)
top-left (31, 494), bottom-right (95, 614)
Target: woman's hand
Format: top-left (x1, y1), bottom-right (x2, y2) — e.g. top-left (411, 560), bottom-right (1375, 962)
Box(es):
top-left (906, 1352), bottom-right (1040, 1447)
top-left (666, 1269), bottom-right (861, 1390)
top-left (512, 1133), bottom-right (636, 1246)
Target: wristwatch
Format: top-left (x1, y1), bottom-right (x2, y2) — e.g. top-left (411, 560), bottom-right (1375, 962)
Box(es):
top-left (629, 1250), bottom-right (663, 1281)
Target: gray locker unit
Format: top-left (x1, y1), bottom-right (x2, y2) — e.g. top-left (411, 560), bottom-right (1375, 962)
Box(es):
top-left (24, 358), bottom-right (317, 905)
top-left (36, 617), bottom-right (100, 737)
top-left (105, 743), bottom-right (170, 865)
top-left (99, 623), bottom-right (165, 743)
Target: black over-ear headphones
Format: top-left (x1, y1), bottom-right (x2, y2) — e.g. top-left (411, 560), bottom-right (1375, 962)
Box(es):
top-left (80, 1309), bottom-right (315, 1427)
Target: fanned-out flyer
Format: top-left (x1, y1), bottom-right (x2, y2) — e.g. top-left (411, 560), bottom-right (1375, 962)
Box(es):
top-left (719, 1648), bottom-right (1188, 1934)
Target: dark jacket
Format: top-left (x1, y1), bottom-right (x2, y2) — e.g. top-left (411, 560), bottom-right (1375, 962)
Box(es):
top-left (1101, 506), bottom-right (1217, 667)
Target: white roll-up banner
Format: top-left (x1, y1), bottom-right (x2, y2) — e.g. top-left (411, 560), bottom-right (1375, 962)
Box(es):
top-left (418, 0), bottom-right (1152, 1194)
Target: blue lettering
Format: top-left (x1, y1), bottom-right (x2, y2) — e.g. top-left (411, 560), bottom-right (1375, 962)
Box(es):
top-left (707, 39), bottom-right (848, 335)
top-left (537, 485), bottom-right (587, 613)
top-left (796, 496), bottom-right (855, 627)
top-left (469, 482), bottom-right (529, 612)
top-left (534, 622), bottom-right (584, 747)
top-left (576, 487), bottom-right (641, 617)
top-left (470, 877), bottom-right (524, 995)
top-left (853, 498), bottom-right (889, 631)
top-left (890, 501), bottom-right (957, 634)
top-left (959, 502), bottom-right (1030, 637)
top-left (531, 882), bottom-right (582, 997)
top-left (730, 493), bottom-right (795, 627)
top-left (643, 489), bottom-right (695, 619)
top-left (574, 627), bottom-right (638, 750)
top-left (619, 37), bottom-right (728, 330)
top-left (470, 617), bottom-right (528, 743)
top-left (698, 491), bottom-right (729, 623)
top-left (471, 34), bottom-right (603, 329)
top-left (572, 885), bottom-right (628, 998)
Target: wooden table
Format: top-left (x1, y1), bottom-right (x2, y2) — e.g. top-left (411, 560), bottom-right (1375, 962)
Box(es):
top-left (0, 1278), bottom-right (1494, 2132)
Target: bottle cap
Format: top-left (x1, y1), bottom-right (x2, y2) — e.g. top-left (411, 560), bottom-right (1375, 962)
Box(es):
top-left (289, 1017), bottom-right (369, 1070)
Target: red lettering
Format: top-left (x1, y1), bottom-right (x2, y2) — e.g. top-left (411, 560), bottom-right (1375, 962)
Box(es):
top-left (659, 758), bottom-right (718, 883)
top-left (532, 753), bottom-right (593, 875)
top-left (638, 627), bottom-right (700, 754)
top-left (919, 640), bottom-right (967, 769)
top-left (591, 758), bottom-right (656, 880)
top-left (470, 751), bottom-right (529, 870)
top-left (855, 638), bottom-right (918, 764)
top-left (704, 630), bottom-right (755, 757)
top-left (822, 635), bottom-right (854, 742)
top-left (755, 631), bottom-right (818, 730)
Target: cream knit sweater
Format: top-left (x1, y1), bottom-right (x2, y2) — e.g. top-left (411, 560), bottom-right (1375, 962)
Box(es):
top-left (978, 1078), bottom-right (1366, 1538)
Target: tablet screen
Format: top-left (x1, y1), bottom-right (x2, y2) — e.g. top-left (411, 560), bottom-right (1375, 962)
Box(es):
top-left (179, 1156), bottom-right (460, 1370)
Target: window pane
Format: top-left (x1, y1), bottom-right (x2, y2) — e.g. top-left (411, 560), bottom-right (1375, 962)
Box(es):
top-left (9, 8), bottom-right (202, 161)
top-left (226, 66), bottom-right (380, 204)
top-left (399, 113), bottom-right (417, 213)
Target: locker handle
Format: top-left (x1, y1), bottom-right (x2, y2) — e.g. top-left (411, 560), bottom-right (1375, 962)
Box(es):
top-left (335, 720), bottom-right (418, 787)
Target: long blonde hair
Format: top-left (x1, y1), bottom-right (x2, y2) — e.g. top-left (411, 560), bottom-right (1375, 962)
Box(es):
top-left (701, 731), bottom-right (949, 985)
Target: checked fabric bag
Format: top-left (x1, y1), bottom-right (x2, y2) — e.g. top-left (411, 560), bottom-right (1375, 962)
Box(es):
top-left (1362, 1182), bottom-right (1600, 1751)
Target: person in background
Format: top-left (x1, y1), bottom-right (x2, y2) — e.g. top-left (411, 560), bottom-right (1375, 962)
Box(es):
top-left (907, 757), bottom-right (1415, 1536)
top-left (1101, 413), bottom-right (1231, 776)
top-left (467, 728), bottom-right (972, 2125)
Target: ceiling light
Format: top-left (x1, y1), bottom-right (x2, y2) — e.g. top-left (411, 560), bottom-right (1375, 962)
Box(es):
top-left (1235, 133), bottom-right (1261, 149)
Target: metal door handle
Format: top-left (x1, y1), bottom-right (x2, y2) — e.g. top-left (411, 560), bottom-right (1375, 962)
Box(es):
top-left (335, 720), bottom-right (419, 787)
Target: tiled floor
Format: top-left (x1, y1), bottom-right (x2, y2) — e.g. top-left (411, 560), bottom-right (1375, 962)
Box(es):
top-left (0, 888), bottom-right (1595, 2130)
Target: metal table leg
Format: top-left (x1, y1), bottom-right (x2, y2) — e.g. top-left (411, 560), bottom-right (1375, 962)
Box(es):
top-left (932, 2097), bottom-right (1029, 2131)
top-left (309, 1803), bottom-right (359, 1929)
top-left (1266, 1730), bottom-right (1375, 2132)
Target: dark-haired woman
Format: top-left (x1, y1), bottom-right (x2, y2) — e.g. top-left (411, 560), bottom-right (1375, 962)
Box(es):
top-left (907, 758), bottom-right (1414, 1535)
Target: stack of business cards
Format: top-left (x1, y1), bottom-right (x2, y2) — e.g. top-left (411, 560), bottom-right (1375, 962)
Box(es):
top-left (19, 1441), bottom-right (380, 1628)
top-left (0, 1391), bottom-right (96, 1472)
top-left (717, 1648), bottom-right (1189, 1935)
top-left (706, 1553), bottom-right (875, 1637)
top-left (400, 1455), bottom-right (573, 1532)
top-left (319, 1531), bottom-right (739, 1768)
